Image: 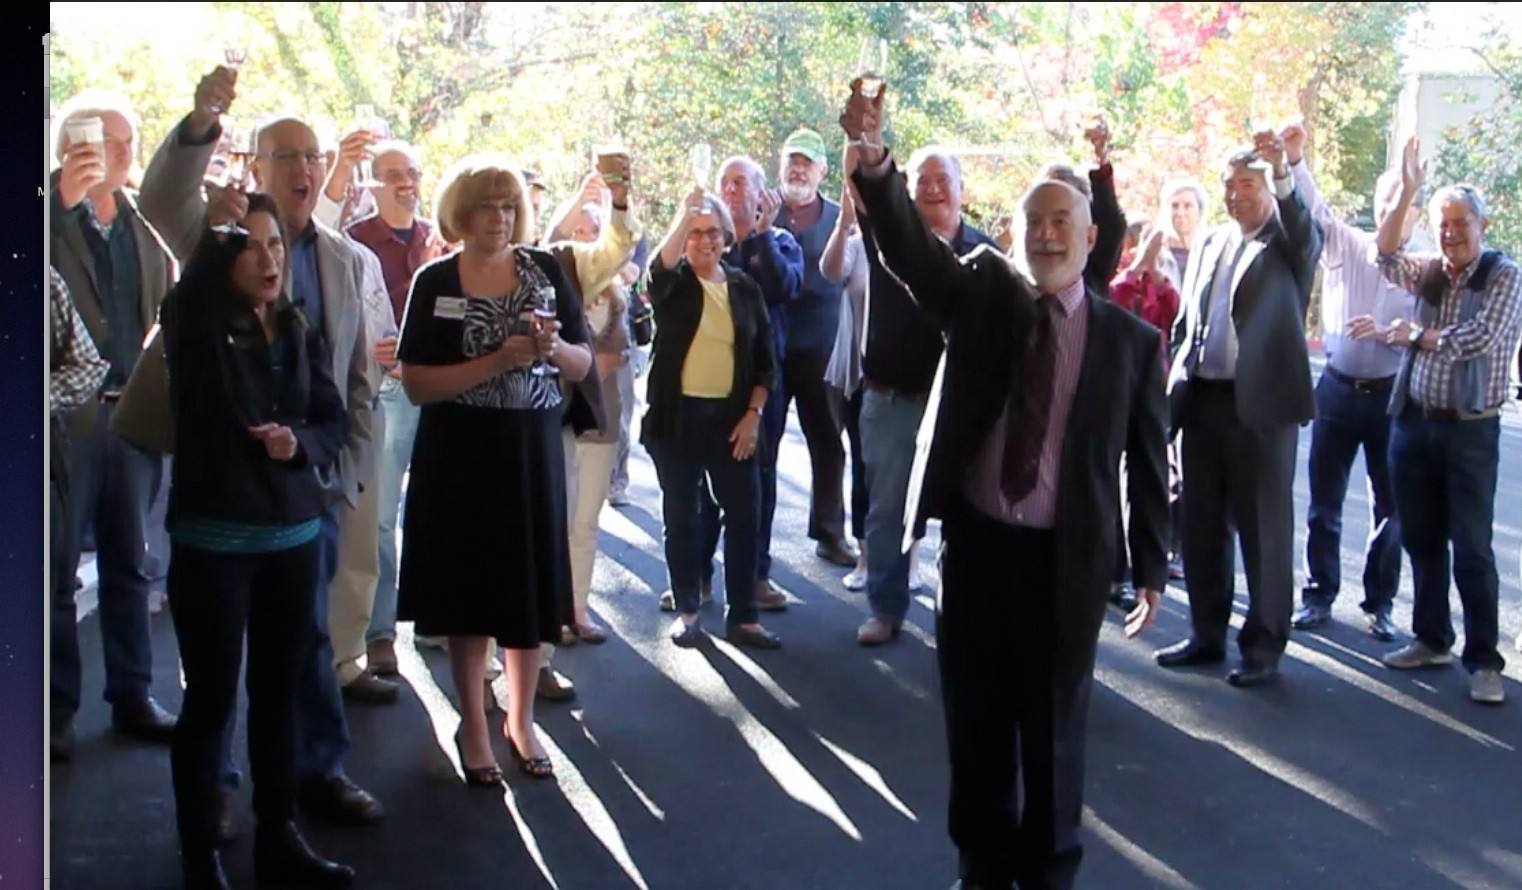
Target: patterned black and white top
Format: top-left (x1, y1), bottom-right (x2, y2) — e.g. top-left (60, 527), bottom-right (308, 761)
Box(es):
top-left (397, 247), bottom-right (588, 412)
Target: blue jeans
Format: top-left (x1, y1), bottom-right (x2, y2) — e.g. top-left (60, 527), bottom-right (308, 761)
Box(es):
top-left (371, 378), bottom-right (421, 644)
top-left (1302, 371), bottom-right (1401, 614)
top-left (220, 503), bottom-right (350, 790)
top-left (58, 406), bottom-right (159, 715)
top-left (697, 384), bottom-right (785, 584)
top-left (1390, 410), bottom-right (1504, 673)
top-left (859, 388), bottom-right (927, 621)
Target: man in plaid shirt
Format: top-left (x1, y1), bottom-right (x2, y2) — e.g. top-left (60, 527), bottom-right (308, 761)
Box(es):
top-left (49, 266), bottom-right (109, 761)
top-left (1367, 137), bottom-right (1522, 705)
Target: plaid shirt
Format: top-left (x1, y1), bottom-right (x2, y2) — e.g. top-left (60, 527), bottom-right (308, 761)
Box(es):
top-left (50, 266), bottom-right (109, 415)
top-left (1379, 249), bottom-right (1522, 410)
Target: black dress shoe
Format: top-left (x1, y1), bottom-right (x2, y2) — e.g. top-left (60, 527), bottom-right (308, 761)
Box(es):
top-left (112, 696), bottom-right (177, 743)
top-left (1291, 604), bottom-right (1331, 630)
top-left (254, 821), bottom-right (355, 888)
top-left (669, 618), bottom-right (703, 648)
top-left (1109, 583), bottom-right (1139, 611)
top-left (182, 848), bottom-right (231, 890)
top-left (297, 775), bottom-right (384, 827)
top-left (341, 672), bottom-right (400, 705)
top-left (1226, 660), bottom-right (1279, 688)
top-left (1155, 638), bottom-right (1226, 667)
top-left (727, 624), bottom-right (782, 649)
top-left (1366, 611), bottom-right (1397, 643)
top-left (50, 723), bottom-right (76, 763)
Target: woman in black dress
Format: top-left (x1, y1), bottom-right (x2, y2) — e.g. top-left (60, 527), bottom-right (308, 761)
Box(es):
top-left (395, 155), bottom-right (592, 783)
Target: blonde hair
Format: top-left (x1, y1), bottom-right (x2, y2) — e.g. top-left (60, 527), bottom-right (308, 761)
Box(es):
top-left (433, 153), bottom-right (535, 245)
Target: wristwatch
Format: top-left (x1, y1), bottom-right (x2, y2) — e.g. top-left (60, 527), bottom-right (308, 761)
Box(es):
top-left (1408, 325), bottom-right (1425, 347)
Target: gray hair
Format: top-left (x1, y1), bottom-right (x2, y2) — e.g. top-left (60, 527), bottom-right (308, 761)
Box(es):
top-left (1020, 179), bottom-right (1094, 229)
top-left (906, 145), bottom-right (963, 191)
top-left (692, 193), bottom-right (738, 246)
top-left (52, 89), bottom-right (140, 161)
top-left (716, 155), bottom-right (765, 192)
top-left (1159, 178), bottom-right (1208, 216)
top-left (1220, 148), bottom-right (1273, 186)
top-left (1039, 163), bottom-right (1092, 201)
top-left (1429, 183), bottom-right (1488, 224)
top-left (371, 139), bottom-right (423, 170)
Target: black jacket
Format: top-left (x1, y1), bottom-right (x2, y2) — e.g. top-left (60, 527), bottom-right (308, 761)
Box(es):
top-left (161, 230), bottom-right (347, 528)
top-left (640, 258), bottom-right (776, 445)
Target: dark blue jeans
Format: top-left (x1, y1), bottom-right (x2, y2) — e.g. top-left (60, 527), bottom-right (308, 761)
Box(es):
top-left (219, 502), bottom-right (350, 791)
top-left (56, 408), bottom-right (159, 718)
top-left (649, 398), bottom-right (762, 626)
top-left (1390, 410), bottom-right (1504, 673)
top-left (1302, 370), bottom-right (1402, 614)
top-left (697, 383), bottom-right (785, 585)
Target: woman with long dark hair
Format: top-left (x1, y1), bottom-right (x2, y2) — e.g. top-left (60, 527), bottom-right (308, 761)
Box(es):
top-left (160, 192), bottom-right (353, 889)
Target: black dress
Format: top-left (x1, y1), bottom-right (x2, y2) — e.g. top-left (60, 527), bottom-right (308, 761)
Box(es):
top-left (395, 248), bottom-right (588, 648)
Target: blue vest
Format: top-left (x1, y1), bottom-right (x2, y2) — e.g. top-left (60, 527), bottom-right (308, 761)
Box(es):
top-left (781, 198), bottom-right (844, 356)
top-left (1389, 248), bottom-right (1506, 415)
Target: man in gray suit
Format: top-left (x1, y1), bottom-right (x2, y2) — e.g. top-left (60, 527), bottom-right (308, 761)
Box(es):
top-left (49, 90), bottom-right (181, 757)
top-left (1157, 130), bottom-right (1323, 687)
top-left (139, 65), bottom-right (383, 833)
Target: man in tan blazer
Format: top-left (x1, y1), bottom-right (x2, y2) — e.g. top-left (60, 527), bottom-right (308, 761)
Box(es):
top-left (48, 89), bottom-right (180, 758)
top-left (139, 65), bottom-right (383, 834)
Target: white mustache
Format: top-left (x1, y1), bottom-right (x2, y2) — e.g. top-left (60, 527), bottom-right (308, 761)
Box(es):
top-left (1029, 241), bottom-right (1066, 253)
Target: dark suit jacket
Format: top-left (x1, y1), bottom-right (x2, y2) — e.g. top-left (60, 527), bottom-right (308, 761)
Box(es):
top-left (854, 159), bottom-right (1171, 665)
top-left (48, 175), bottom-right (178, 447)
top-left (1167, 184), bottom-right (1323, 430)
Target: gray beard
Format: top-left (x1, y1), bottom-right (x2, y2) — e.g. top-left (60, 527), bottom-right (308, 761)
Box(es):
top-left (780, 182), bottom-right (814, 204)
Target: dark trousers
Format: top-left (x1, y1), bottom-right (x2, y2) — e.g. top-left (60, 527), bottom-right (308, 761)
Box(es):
top-left (1390, 411), bottom-right (1504, 672)
top-left (1179, 382), bottom-right (1298, 663)
top-left (938, 498), bottom-right (1089, 890)
top-left (50, 477), bottom-right (78, 728)
top-left (843, 387), bottom-right (868, 541)
top-left (651, 398), bottom-right (763, 625)
top-left (168, 540), bottom-right (318, 851)
top-left (1303, 370), bottom-right (1401, 613)
top-left (217, 503), bottom-right (349, 792)
top-left (56, 407), bottom-right (160, 718)
top-left (698, 384), bottom-right (785, 584)
top-left (781, 349), bottom-right (848, 545)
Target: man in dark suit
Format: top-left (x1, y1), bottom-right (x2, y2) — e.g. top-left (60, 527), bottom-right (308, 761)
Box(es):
top-left (843, 83), bottom-right (1169, 890)
top-left (1158, 132), bottom-right (1323, 687)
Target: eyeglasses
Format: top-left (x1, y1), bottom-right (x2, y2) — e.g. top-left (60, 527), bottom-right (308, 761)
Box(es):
top-left (269, 150), bottom-right (327, 167)
top-left (688, 227), bottom-right (725, 243)
top-left (378, 167), bottom-right (422, 184)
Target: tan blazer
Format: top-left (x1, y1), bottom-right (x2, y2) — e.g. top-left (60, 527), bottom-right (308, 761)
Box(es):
top-left (139, 117), bottom-right (378, 508)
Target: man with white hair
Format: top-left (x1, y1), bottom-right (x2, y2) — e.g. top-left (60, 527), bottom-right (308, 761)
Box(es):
top-left (48, 88), bottom-right (181, 756)
top-left (1158, 131), bottom-right (1323, 689)
top-left (1282, 122), bottom-right (1417, 643)
top-left (843, 81), bottom-right (1168, 890)
top-left (1372, 137), bottom-right (1522, 705)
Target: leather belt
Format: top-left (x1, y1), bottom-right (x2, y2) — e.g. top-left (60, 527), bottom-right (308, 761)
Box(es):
top-left (1324, 366), bottom-right (1395, 394)
top-left (862, 379), bottom-right (927, 401)
top-left (1407, 401), bottom-right (1501, 422)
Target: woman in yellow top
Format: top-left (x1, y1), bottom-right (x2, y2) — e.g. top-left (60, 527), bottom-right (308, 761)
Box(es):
top-left (641, 189), bottom-right (781, 649)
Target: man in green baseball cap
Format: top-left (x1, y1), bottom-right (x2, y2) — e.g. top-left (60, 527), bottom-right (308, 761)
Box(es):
top-left (775, 126), bottom-right (860, 571)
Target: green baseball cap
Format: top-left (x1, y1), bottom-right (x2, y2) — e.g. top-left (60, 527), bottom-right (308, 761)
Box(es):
top-left (781, 127), bottom-right (828, 163)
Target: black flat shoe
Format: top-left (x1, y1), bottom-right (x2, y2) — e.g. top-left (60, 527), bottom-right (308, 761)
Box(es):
top-left (669, 618), bottom-right (703, 648)
top-left (1366, 611), bottom-right (1397, 643)
top-left (254, 821), bottom-right (355, 888)
top-left (453, 733), bottom-right (504, 788)
top-left (1155, 638), bottom-right (1226, 668)
top-left (1226, 660), bottom-right (1279, 688)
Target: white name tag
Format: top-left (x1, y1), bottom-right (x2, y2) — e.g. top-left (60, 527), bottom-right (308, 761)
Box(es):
top-left (434, 297), bottom-right (467, 320)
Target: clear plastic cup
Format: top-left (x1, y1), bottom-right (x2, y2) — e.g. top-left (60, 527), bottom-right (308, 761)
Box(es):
top-left (65, 115), bottom-right (104, 149)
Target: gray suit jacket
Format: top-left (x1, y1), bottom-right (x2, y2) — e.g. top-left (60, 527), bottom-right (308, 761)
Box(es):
top-left (48, 176), bottom-right (178, 447)
top-left (139, 117), bottom-right (378, 507)
top-left (1167, 182), bottom-right (1323, 431)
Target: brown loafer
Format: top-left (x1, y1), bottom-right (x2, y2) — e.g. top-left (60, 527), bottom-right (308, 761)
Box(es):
top-left (856, 616), bottom-right (903, 646)
top-left (535, 667), bottom-right (576, 702)
top-left (754, 581), bottom-right (788, 612)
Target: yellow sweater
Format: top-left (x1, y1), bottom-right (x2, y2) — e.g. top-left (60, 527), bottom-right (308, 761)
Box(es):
top-left (681, 277), bottom-right (735, 397)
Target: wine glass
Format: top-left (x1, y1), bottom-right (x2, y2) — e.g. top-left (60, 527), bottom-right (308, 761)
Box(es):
top-left (224, 124), bottom-right (257, 189)
top-left (532, 293), bottom-right (559, 377)
top-left (352, 103), bottom-right (383, 189)
top-left (857, 37), bottom-right (888, 99)
top-left (208, 46), bottom-right (246, 115)
top-left (689, 142), bottom-right (712, 190)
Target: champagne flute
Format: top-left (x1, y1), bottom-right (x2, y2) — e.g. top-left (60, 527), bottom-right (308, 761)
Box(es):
top-left (224, 124), bottom-right (256, 189)
top-left (857, 37), bottom-right (888, 99)
top-left (532, 292), bottom-right (559, 377)
top-left (689, 142), bottom-right (712, 190)
top-left (209, 46), bottom-right (246, 115)
top-left (353, 103), bottom-right (382, 189)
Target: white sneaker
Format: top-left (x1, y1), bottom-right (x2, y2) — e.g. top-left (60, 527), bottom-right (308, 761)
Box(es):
top-left (1470, 669), bottom-right (1505, 704)
top-left (1381, 641), bottom-right (1453, 670)
top-left (842, 567), bottom-right (867, 591)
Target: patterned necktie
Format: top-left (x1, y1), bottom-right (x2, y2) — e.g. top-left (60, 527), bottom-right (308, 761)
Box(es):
top-left (1001, 294), bottom-right (1058, 503)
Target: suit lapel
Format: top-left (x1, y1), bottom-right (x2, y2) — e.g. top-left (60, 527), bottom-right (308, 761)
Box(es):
top-left (1228, 235), bottom-right (1271, 321)
top-left (1187, 231), bottom-right (1228, 334)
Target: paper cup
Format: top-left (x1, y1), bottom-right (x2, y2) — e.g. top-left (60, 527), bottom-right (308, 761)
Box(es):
top-left (65, 116), bottom-right (104, 148)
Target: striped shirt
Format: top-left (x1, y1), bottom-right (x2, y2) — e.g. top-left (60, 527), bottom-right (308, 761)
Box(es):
top-left (1291, 161), bottom-right (1414, 379)
top-left (50, 266), bottom-right (109, 415)
top-left (966, 276), bottom-right (1089, 529)
top-left (1379, 249), bottom-right (1522, 411)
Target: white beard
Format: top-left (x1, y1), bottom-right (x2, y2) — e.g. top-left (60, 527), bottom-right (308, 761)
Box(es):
top-left (780, 182), bottom-right (814, 204)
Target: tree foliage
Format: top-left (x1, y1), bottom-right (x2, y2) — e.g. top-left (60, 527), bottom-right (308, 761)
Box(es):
top-left (1430, 30), bottom-right (1522, 256)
